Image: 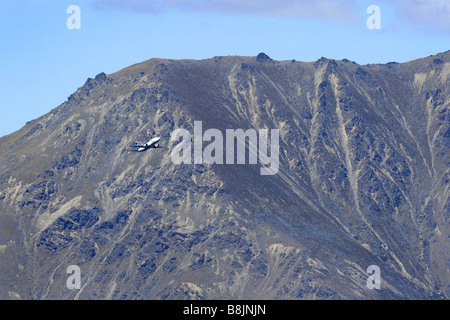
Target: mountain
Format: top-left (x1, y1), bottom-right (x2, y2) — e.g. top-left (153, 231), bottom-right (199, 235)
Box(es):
top-left (0, 51), bottom-right (448, 300)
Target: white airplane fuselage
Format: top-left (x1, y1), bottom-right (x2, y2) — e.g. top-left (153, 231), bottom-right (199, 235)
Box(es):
top-left (137, 137), bottom-right (160, 151)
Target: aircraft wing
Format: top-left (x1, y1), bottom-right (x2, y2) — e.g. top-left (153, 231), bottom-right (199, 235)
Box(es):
top-left (130, 143), bottom-right (145, 148)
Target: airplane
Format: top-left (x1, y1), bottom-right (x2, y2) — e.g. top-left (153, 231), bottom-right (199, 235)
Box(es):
top-left (129, 137), bottom-right (161, 152)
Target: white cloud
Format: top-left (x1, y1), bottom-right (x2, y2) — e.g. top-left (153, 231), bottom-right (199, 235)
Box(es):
top-left (91, 0), bottom-right (164, 13)
top-left (90, 0), bottom-right (359, 22)
top-left (388, 0), bottom-right (450, 33)
top-left (90, 0), bottom-right (450, 33)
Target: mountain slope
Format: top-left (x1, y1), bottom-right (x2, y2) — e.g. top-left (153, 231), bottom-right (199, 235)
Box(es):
top-left (0, 51), bottom-right (448, 299)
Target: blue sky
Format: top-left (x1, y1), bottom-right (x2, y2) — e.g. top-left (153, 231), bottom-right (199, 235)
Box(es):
top-left (1, 0), bottom-right (449, 137)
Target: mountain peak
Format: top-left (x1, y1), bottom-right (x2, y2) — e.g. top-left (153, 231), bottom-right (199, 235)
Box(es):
top-left (256, 52), bottom-right (273, 63)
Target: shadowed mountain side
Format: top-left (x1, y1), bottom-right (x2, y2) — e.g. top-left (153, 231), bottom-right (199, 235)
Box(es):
top-left (0, 51), bottom-right (448, 299)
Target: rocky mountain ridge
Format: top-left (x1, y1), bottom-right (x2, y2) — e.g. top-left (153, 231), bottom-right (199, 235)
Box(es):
top-left (0, 51), bottom-right (448, 299)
